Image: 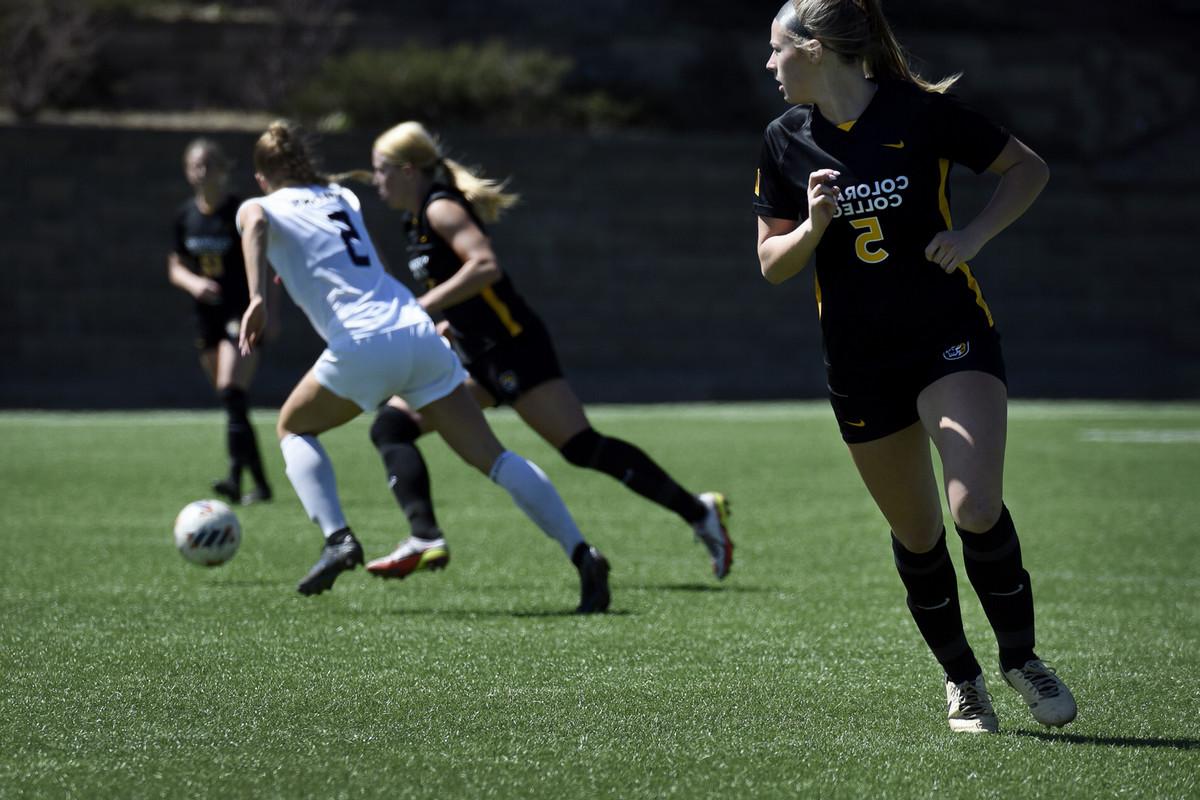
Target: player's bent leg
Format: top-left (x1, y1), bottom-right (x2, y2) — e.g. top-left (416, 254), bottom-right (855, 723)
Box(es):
top-left (370, 405), bottom-right (441, 540)
top-left (917, 370), bottom-right (1007, 534)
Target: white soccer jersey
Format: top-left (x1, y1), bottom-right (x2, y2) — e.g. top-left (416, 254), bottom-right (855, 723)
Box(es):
top-left (239, 184), bottom-right (428, 348)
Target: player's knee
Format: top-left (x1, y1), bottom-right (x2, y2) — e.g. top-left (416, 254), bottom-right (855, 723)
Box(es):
top-left (370, 406), bottom-right (422, 449)
top-left (560, 427), bottom-right (603, 467)
top-left (952, 493), bottom-right (1003, 534)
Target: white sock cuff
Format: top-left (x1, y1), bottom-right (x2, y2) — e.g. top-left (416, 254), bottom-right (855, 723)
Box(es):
top-left (488, 450), bottom-right (516, 483)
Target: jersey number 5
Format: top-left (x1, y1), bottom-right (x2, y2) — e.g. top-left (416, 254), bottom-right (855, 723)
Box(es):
top-left (849, 216), bottom-right (889, 264)
top-left (327, 210), bottom-right (371, 266)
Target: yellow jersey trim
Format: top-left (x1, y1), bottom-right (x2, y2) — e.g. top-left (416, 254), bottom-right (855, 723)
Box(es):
top-left (937, 158), bottom-right (994, 327)
top-left (481, 286), bottom-right (524, 336)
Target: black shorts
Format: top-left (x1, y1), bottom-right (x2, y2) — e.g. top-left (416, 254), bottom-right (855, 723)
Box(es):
top-left (193, 303), bottom-right (242, 350)
top-left (826, 329), bottom-right (1007, 444)
top-left (460, 316), bottom-right (564, 406)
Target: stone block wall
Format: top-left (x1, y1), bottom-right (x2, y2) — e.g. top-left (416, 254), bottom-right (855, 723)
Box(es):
top-left (3, 116), bottom-right (1197, 409)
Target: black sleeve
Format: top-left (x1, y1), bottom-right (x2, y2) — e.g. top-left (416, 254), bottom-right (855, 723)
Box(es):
top-left (928, 92), bottom-right (1010, 174)
top-left (752, 132), bottom-right (803, 221)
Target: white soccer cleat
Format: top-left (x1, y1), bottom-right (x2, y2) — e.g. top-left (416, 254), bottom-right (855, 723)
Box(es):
top-left (366, 535), bottom-right (449, 580)
top-left (693, 492), bottom-right (733, 579)
top-left (1002, 659), bottom-right (1077, 727)
top-left (946, 674), bottom-right (999, 733)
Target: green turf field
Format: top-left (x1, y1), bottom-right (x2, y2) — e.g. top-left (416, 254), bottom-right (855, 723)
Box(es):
top-left (2, 402), bottom-right (1197, 799)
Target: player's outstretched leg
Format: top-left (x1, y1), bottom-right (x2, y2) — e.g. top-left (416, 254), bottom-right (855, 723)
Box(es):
top-left (559, 427), bottom-right (732, 579)
top-left (489, 450), bottom-right (611, 614)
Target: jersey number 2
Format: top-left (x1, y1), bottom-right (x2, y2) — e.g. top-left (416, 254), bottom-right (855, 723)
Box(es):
top-left (849, 216), bottom-right (889, 264)
top-left (328, 210), bottom-right (371, 266)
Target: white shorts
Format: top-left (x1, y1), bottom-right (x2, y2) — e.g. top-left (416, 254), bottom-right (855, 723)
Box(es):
top-left (313, 322), bottom-right (467, 411)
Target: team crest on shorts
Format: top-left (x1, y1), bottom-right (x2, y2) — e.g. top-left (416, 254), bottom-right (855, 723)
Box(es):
top-left (225, 318), bottom-right (241, 339)
top-left (498, 370), bottom-right (520, 394)
top-left (942, 341), bottom-right (970, 361)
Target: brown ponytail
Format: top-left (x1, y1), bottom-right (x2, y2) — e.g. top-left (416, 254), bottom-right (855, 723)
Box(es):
top-left (253, 119), bottom-right (328, 186)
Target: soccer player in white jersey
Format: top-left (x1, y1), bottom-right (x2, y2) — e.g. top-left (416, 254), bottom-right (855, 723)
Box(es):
top-left (236, 120), bottom-right (610, 612)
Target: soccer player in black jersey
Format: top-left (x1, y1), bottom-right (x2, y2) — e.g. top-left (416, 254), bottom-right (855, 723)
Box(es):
top-left (755, 0), bottom-right (1075, 733)
top-left (168, 138), bottom-right (272, 505)
top-left (358, 121), bottom-right (732, 583)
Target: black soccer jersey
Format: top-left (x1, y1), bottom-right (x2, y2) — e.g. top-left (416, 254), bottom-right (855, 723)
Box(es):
top-left (753, 80), bottom-right (1009, 368)
top-left (403, 184), bottom-right (539, 361)
top-left (172, 195), bottom-right (250, 313)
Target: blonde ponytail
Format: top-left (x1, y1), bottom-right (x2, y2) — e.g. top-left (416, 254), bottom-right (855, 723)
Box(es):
top-left (373, 121), bottom-right (519, 223)
top-left (780, 0), bottom-right (959, 93)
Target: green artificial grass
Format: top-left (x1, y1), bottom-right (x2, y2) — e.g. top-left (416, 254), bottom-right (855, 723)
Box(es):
top-left (1, 402), bottom-right (1197, 799)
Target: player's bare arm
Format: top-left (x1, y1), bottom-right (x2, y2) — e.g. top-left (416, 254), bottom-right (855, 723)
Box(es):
top-left (758, 168), bottom-right (841, 284)
top-left (237, 202), bottom-right (270, 354)
top-left (416, 198), bottom-right (503, 313)
top-left (925, 136), bottom-right (1049, 272)
top-left (167, 251), bottom-right (222, 304)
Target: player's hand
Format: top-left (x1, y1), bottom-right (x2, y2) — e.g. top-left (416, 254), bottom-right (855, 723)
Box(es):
top-left (807, 169), bottom-right (841, 233)
top-left (435, 319), bottom-right (455, 343)
top-left (925, 229), bottom-right (984, 273)
top-left (194, 278), bottom-right (222, 305)
top-left (239, 296), bottom-right (266, 356)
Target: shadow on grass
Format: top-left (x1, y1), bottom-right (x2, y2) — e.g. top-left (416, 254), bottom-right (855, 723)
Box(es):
top-left (1011, 730), bottom-right (1200, 750)
top-left (383, 607), bottom-right (635, 619)
top-left (633, 582), bottom-right (779, 594)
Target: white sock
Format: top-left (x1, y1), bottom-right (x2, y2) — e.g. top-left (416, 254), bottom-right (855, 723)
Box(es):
top-left (489, 451), bottom-right (584, 557)
top-left (280, 433), bottom-right (348, 538)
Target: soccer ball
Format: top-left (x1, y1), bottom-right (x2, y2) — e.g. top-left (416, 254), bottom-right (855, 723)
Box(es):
top-left (173, 499), bottom-right (241, 567)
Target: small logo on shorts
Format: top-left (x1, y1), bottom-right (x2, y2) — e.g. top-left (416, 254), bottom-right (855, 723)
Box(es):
top-left (844, 419), bottom-right (867, 428)
top-left (498, 371), bottom-right (519, 395)
top-left (225, 319), bottom-right (241, 340)
top-left (942, 341), bottom-right (970, 361)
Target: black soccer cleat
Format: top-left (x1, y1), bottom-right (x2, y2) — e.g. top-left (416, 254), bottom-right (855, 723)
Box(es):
top-left (575, 545), bottom-right (611, 614)
top-left (297, 529), bottom-right (364, 596)
top-left (211, 477), bottom-right (241, 503)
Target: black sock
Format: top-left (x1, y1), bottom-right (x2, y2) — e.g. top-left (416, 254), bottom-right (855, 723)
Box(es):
top-left (956, 505), bottom-right (1037, 672)
top-left (571, 541), bottom-right (590, 568)
top-left (560, 428), bottom-right (706, 523)
top-left (892, 530), bottom-right (980, 683)
top-left (220, 387), bottom-right (268, 490)
top-left (370, 406), bottom-right (440, 540)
